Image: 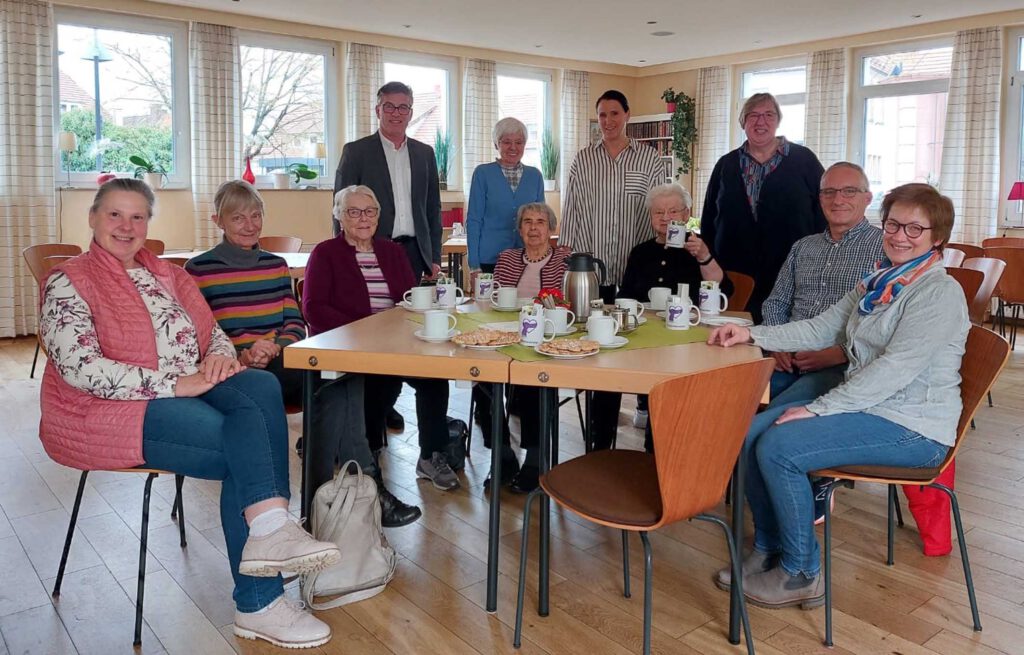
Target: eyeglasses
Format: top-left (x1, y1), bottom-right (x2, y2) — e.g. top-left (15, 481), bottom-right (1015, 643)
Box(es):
top-left (651, 207), bottom-right (687, 218)
top-left (820, 187), bottom-right (867, 199)
top-left (882, 219), bottom-right (932, 238)
top-left (745, 111), bottom-right (778, 124)
top-left (345, 207), bottom-right (379, 219)
top-left (380, 102), bottom-right (412, 115)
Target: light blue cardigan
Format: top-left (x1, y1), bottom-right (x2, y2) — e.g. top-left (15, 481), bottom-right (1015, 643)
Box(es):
top-left (466, 162), bottom-right (545, 269)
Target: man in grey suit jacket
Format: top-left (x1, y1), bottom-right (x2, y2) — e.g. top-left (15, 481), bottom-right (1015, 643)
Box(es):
top-left (334, 81), bottom-right (442, 281)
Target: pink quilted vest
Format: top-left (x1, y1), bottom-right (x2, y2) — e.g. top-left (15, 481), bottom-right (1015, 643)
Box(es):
top-left (39, 244), bottom-right (215, 470)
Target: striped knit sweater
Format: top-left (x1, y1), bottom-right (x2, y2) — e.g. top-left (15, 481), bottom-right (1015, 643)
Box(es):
top-left (185, 240), bottom-right (305, 349)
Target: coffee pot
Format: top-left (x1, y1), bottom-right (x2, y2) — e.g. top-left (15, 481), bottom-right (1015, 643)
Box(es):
top-left (562, 252), bottom-right (607, 322)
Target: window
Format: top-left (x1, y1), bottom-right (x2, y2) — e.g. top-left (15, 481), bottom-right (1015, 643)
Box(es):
top-left (496, 66), bottom-right (552, 169)
top-left (1003, 29), bottom-right (1024, 226)
top-left (736, 60), bottom-right (806, 145)
top-left (240, 33), bottom-right (336, 184)
top-left (851, 40), bottom-right (953, 213)
top-left (54, 9), bottom-right (189, 186)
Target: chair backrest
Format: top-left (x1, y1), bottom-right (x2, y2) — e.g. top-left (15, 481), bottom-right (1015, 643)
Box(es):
top-left (982, 247), bottom-right (1024, 304)
top-left (946, 242), bottom-right (984, 259)
top-left (296, 278), bottom-right (305, 307)
top-left (142, 239), bottom-right (166, 255)
top-left (23, 243), bottom-right (82, 283)
top-left (961, 257), bottom-right (1006, 325)
top-left (725, 271), bottom-right (755, 312)
top-left (649, 357), bottom-right (774, 526)
top-left (942, 248), bottom-right (966, 268)
top-left (945, 267), bottom-right (983, 316)
top-left (982, 237), bottom-right (1024, 249)
top-left (162, 256), bottom-right (190, 268)
top-left (944, 327), bottom-right (1010, 469)
top-left (258, 235), bottom-right (303, 253)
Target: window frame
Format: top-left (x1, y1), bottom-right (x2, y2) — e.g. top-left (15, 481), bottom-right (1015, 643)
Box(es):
top-left (1002, 28), bottom-right (1024, 226)
top-left (52, 7), bottom-right (190, 189)
top-left (238, 30), bottom-right (337, 188)
top-left (732, 56), bottom-right (807, 147)
top-left (495, 63), bottom-right (554, 149)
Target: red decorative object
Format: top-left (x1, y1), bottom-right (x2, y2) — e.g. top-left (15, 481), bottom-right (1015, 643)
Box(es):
top-left (96, 172), bottom-right (117, 185)
top-left (1008, 181), bottom-right (1024, 201)
top-left (534, 288), bottom-right (571, 308)
top-left (666, 102), bottom-right (676, 113)
top-left (242, 157), bottom-right (256, 185)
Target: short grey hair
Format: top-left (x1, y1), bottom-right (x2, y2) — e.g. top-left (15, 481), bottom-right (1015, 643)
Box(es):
top-left (333, 185), bottom-right (381, 221)
top-left (821, 161), bottom-right (870, 190)
top-left (493, 117), bottom-right (527, 147)
top-left (517, 202), bottom-right (557, 231)
top-left (646, 182), bottom-right (692, 211)
top-left (738, 92), bottom-right (782, 128)
top-left (376, 81), bottom-right (413, 104)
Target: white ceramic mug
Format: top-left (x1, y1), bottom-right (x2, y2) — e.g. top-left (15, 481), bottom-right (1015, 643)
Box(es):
top-left (698, 287), bottom-right (729, 315)
top-left (586, 314), bottom-right (617, 345)
top-left (546, 306), bottom-right (576, 333)
top-left (403, 286), bottom-right (434, 310)
top-left (614, 298), bottom-right (645, 318)
top-left (492, 286), bottom-right (518, 309)
top-left (666, 220), bottom-right (687, 248)
top-left (520, 307), bottom-right (556, 345)
top-left (423, 309), bottom-right (458, 338)
top-left (648, 287), bottom-right (671, 311)
top-left (475, 274), bottom-right (497, 301)
top-left (435, 281), bottom-right (465, 308)
top-left (665, 296), bottom-right (701, 329)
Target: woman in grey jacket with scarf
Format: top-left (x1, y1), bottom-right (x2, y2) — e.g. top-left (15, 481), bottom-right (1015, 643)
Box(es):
top-left (708, 183), bottom-right (969, 610)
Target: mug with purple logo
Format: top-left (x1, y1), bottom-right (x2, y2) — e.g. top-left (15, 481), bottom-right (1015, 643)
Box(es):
top-left (665, 295), bottom-right (701, 330)
top-left (519, 305), bottom-right (556, 345)
top-left (699, 280), bottom-right (728, 315)
top-left (666, 220), bottom-right (687, 248)
top-left (435, 280), bottom-right (465, 308)
top-left (475, 273), bottom-right (498, 301)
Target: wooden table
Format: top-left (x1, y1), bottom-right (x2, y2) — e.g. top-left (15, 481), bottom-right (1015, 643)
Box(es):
top-left (161, 250), bottom-right (309, 279)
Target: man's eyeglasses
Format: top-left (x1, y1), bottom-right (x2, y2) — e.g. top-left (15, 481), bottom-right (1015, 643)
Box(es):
top-left (882, 219), bottom-right (932, 238)
top-left (744, 111), bottom-right (778, 124)
top-left (380, 102), bottom-right (412, 115)
top-left (345, 207), bottom-right (379, 219)
top-left (820, 187), bottom-right (867, 199)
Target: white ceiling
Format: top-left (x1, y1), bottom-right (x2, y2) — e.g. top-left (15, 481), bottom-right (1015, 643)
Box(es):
top-left (178, 0), bottom-right (1020, 67)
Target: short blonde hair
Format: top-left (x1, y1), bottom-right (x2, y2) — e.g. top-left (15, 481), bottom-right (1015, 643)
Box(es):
top-left (646, 182), bottom-right (692, 210)
top-left (738, 93), bottom-right (782, 128)
top-left (213, 180), bottom-right (264, 219)
top-left (333, 185), bottom-right (381, 220)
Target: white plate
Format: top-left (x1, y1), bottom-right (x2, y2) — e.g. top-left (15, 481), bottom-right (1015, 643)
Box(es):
top-left (414, 328), bottom-right (460, 343)
top-left (554, 325), bottom-right (578, 336)
top-left (590, 335), bottom-right (628, 349)
top-left (461, 343), bottom-right (511, 350)
top-left (533, 343), bottom-right (600, 359)
top-left (702, 315), bottom-right (754, 327)
top-left (480, 321), bottom-right (519, 331)
top-left (399, 300), bottom-right (439, 313)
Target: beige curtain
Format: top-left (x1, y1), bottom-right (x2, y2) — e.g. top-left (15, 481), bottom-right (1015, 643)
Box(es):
top-left (804, 48), bottom-right (847, 167)
top-left (462, 58), bottom-right (498, 191)
top-left (693, 66), bottom-right (729, 219)
top-left (345, 43), bottom-right (383, 142)
top-left (0, 0), bottom-right (55, 337)
top-left (190, 22), bottom-right (241, 249)
top-left (559, 69), bottom-right (590, 202)
top-left (940, 27), bottom-right (1002, 243)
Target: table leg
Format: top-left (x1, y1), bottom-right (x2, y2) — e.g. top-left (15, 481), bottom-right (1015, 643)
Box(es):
top-left (486, 383), bottom-right (504, 613)
top-left (538, 387), bottom-right (554, 616)
top-left (301, 370), bottom-right (316, 530)
top-left (729, 456), bottom-right (745, 644)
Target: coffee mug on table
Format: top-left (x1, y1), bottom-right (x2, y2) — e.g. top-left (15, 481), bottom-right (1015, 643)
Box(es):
top-left (435, 280), bottom-right (465, 308)
top-left (404, 286), bottom-right (434, 310)
top-left (665, 296), bottom-right (701, 329)
top-left (698, 281), bottom-right (728, 315)
top-left (586, 314), bottom-right (617, 345)
top-left (614, 298), bottom-right (645, 318)
top-left (492, 286), bottom-right (519, 308)
top-left (475, 274), bottom-right (497, 301)
top-left (666, 220), bottom-right (687, 248)
top-left (648, 286), bottom-right (671, 310)
top-left (423, 309), bottom-right (458, 338)
top-left (546, 306), bottom-right (576, 333)
top-left (519, 306), bottom-right (555, 345)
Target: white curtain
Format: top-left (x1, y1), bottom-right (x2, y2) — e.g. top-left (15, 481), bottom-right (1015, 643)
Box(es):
top-left (0, 0), bottom-right (54, 337)
top-left (345, 43), bottom-right (383, 142)
top-left (559, 69), bottom-right (590, 201)
top-left (804, 48), bottom-right (847, 167)
top-left (693, 66), bottom-right (729, 219)
top-left (190, 22), bottom-right (241, 249)
top-left (940, 27), bottom-right (1002, 243)
top-left (462, 58), bottom-right (498, 191)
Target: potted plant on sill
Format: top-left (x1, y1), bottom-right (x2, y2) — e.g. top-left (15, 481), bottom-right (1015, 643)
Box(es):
top-left (130, 155), bottom-right (167, 189)
top-left (434, 128), bottom-right (454, 191)
top-left (541, 128), bottom-right (559, 192)
top-left (661, 87), bottom-right (679, 113)
top-left (287, 163), bottom-right (318, 189)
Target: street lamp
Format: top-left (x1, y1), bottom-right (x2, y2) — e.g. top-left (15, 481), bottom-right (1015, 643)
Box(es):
top-left (81, 30), bottom-right (112, 171)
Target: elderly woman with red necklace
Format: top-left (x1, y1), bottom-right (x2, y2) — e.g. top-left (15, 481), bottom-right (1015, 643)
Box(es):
top-left (38, 179), bottom-right (340, 649)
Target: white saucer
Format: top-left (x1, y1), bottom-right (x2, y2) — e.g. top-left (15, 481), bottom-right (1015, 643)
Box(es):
top-left (655, 311), bottom-right (667, 319)
top-left (554, 325), bottom-right (578, 336)
top-left (665, 323), bottom-right (698, 331)
top-left (399, 300), bottom-right (439, 313)
top-left (702, 315), bottom-right (754, 327)
top-left (588, 335), bottom-right (627, 349)
top-left (480, 321), bottom-right (519, 331)
top-left (414, 328), bottom-right (459, 343)
top-left (490, 301), bottom-right (521, 312)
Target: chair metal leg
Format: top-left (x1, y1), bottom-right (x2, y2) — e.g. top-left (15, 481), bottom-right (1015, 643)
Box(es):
top-left (53, 471), bottom-right (89, 597)
top-left (514, 488), bottom-right (543, 648)
top-left (932, 482), bottom-right (982, 632)
top-left (467, 384), bottom-right (475, 454)
top-left (135, 472), bottom-right (158, 646)
top-left (30, 341), bottom-right (40, 379)
top-left (823, 483), bottom-right (838, 647)
top-left (695, 514), bottom-right (755, 655)
top-left (574, 391), bottom-right (585, 436)
top-left (988, 390), bottom-right (994, 408)
top-left (639, 532), bottom-right (652, 655)
top-left (172, 474), bottom-right (187, 548)
top-left (893, 488), bottom-right (904, 528)
top-left (886, 484), bottom-right (896, 565)
top-left (621, 530), bottom-right (631, 598)
top-left (724, 475), bottom-right (732, 505)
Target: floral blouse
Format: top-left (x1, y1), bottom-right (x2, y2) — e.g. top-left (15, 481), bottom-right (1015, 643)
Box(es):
top-left (40, 268), bottom-right (236, 400)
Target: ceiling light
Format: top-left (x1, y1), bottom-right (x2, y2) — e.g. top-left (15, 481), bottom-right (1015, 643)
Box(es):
top-left (650, 31), bottom-right (674, 37)
top-left (534, 44), bottom-right (543, 48)
top-left (646, 21), bottom-right (657, 24)
top-left (402, 24), bottom-right (412, 28)
top-left (638, 59), bottom-right (647, 63)
top-left (911, 13), bottom-right (922, 18)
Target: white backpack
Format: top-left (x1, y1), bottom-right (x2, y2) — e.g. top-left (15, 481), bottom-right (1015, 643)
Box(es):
top-left (300, 461), bottom-right (397, 609)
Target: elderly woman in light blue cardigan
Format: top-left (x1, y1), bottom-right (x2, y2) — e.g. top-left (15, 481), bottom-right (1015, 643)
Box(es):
top-left (466, 117), bottom-right (545, 275)
top-left (708, 183), bottom-right (969, 612)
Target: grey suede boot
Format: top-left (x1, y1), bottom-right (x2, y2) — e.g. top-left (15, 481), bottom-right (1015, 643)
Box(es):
top-left (742, 565), bottom-right (825, 610)
top-left (715, 549), bottom-right (780, 591)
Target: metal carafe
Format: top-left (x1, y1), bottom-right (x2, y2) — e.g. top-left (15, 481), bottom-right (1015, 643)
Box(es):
top-left (561, 252), bottom-right (607, 322)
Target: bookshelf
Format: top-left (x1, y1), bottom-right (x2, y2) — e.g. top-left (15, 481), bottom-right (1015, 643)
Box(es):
top-left (627, 113), bottom-right (676, 183)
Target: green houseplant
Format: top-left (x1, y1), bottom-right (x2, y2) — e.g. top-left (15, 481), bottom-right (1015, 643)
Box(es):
top-left (661, 87), bottom-right (679, 113)
top-left (129, 155), bottom-right (167, 189)
top-left (669, 92), bottom-right (697, 177)
top-left (434, 128), bottom-right (454, 190)
top-left (286, 163), bottom-right (318, 185)
top-left (540, 129), bottom-right (559, 191)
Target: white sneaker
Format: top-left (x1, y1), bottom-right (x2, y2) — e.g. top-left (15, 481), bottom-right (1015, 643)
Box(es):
top-left (234, 596), bottom-right (331, 649)
top-left (239, 518), bottom-right (341, 577)
top-left (632, 409), bottom-right (649, 430)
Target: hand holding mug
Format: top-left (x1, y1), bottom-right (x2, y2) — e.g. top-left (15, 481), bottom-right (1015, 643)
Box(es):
top-left (707, 325), bottom-right (752, 347)
top-left (683, 235), bottom-right (711, 262)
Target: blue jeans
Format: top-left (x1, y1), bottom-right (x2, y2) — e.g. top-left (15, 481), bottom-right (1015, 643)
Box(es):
top-left (141, 369), bottom-right (290, 613)
top-left (769, 364), bottom-right (846, 406)
top-left (744, 403), bottom-right (948, 576)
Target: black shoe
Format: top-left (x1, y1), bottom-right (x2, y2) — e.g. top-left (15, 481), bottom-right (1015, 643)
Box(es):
top-left (379, 485), bottom-right (421, 527)
top-left (509, 464), bottom-right (539, 494)
top-left (483, 449), bottom-right (521, 490)
top-left (386, 408), bottom-right (405, 432)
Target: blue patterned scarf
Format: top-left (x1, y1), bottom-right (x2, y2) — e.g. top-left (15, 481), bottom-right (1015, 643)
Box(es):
top-left (857, 249), bottom-right (941, 316)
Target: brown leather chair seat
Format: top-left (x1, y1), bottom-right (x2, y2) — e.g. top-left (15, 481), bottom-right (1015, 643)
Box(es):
top-left (541, 449), bottom-right (662, 527)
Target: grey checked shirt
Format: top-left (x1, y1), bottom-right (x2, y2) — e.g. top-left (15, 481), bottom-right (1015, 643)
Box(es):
top-left (761, 219), bottom-right (886, 326)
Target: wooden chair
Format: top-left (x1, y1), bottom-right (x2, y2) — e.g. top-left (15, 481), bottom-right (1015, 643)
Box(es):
top-left (725, 271), bottom-right (755, 312)
top-left (982, 237), bottom-right (1024, 249)
top-left (946, 267), bottom-right (983, 313)
top-left (946, 242), bottom-right (984, 259)
top-left (813, 326), bottom-right (1009, 647)
top-left (258, 235), bottom-right (303, 253)
top-left (142, 239), bottom-right (166, 255)
top-left (162, 256), bottom-right (191, 268)
top-left (982, 248), bottom-right (1024, 348)
top-left (942, 247), bottom-right (965, 268)
top-left (23, 244), bottom-right (83, 378)
top-left (514, 358), bottom-right (774, 655)
top-left (961, 257), bottom-right (1006, 326)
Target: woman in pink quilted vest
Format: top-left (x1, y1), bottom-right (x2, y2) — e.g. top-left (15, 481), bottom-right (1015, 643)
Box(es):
top-left (38, 179), bottom-right (339, 650)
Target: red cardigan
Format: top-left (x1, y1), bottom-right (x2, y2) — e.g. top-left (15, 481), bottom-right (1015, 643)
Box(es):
top-left (303, 235), bottom-right (416, 336)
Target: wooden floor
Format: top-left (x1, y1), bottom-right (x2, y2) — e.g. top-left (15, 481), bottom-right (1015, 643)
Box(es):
top-left (2, 335), bottom-right (1024, 654)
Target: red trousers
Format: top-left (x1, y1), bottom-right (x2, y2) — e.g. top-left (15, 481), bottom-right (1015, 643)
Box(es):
top-left (902, 460), bottom-right (955, 556)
